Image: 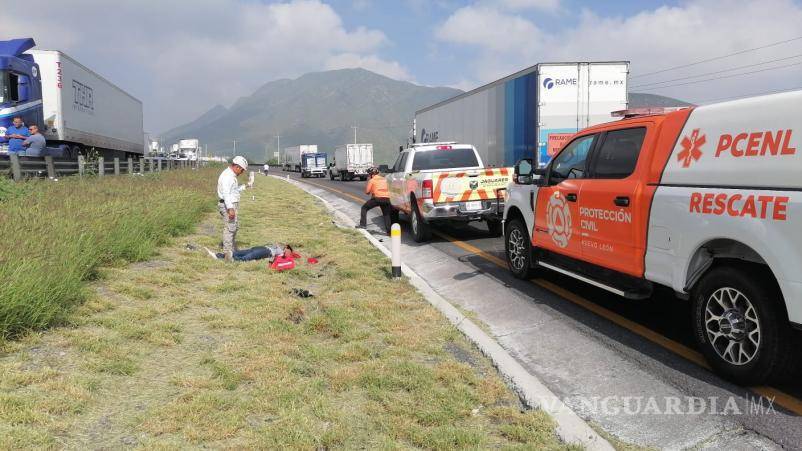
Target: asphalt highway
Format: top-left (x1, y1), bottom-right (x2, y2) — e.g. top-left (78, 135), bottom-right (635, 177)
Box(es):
top-left (279, 169), bottom-right (802, 448)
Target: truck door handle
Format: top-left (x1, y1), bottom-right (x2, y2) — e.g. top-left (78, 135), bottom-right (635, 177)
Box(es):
top-left (529, 191), bottom-right (534, 210)
top-left (614, 196), bottom-right (630, 207)
top-left (566, 193), bottom-right (577, 202)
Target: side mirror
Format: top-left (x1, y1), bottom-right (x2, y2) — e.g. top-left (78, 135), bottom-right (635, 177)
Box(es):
top-left (532, 168), bottom-right (548, 186)
top-left (513, 158), bottom-right (534, 185)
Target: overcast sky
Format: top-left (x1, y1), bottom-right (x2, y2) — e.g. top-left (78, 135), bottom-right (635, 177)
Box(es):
top-left (4, 0), bottom-right (802, 134)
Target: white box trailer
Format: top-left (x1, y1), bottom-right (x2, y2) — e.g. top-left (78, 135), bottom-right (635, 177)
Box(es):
top-left (178, 138), bottom-right (199, 160)
top-left (331, 143), bottom-right (374, 181)
top-left (29, 49), bottom-right (144, 156)
top-left (414, 62), bottom-right (629, 168)
top-left (282, 144), bottom-right (318, 171)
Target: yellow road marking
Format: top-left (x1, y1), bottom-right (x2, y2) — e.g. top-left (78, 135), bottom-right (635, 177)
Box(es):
top-left (295, 175), bottom-right (802, 416)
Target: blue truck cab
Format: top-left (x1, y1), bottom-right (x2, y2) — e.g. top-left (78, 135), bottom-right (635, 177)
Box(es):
top-left (0, 38), bottom-right (44, 147)
top-left (301, 152), bottom-right (328, 178)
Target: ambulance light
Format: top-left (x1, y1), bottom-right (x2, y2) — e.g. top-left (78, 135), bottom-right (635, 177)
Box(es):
top-left (611, 107), bottom-right (690, 118)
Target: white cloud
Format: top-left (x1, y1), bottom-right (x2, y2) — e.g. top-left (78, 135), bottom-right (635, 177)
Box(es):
top-left (436, 6), bottom-right (543, 52)
top-left (494, 0), bottom-right (560, 11)
top-left (0, 0), bottom-right (408, 132)
top-left (435, 0), bottom-right (802, 103)
top-left (326, 53), bottom-right (413, 81)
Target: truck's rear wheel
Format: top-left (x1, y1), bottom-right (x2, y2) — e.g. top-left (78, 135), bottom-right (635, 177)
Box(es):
top-left (339, 172), bottom-right (346, 181)
top-left (487, 218), bottom-right (502, 237)
top-left (692, 264), bottom-right (798, 385)
top-left (410, 202), bottom-right (432, 242)
top-left (505, 218), bottom-right (535, 279)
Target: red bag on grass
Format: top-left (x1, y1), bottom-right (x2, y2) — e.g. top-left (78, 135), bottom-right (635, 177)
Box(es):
top-left (270, 255), bottom-right (296, 271)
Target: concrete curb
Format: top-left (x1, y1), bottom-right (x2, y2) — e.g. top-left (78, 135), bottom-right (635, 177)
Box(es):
top-left (274, 175), bottom-right (613, 450)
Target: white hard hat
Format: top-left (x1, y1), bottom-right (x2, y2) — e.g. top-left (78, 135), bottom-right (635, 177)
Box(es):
top-left (232, 156), bottom-right (248, 171)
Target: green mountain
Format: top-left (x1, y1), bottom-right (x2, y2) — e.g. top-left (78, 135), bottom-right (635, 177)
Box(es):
top-left (159, 68), bottom-right (690, 165)
top-left (629, 92), bottom-right (693, 108)
top-left (159, 68), bottom-right (461, 165)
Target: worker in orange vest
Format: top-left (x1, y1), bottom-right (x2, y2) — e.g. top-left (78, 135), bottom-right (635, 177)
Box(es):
top-left (358, 167), bottom-right (392, 232)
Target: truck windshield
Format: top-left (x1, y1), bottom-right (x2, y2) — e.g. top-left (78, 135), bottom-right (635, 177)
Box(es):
top-left (316, 156), bottom-right (326, 166)
top-left (412, 148), bottom-right (479, 171)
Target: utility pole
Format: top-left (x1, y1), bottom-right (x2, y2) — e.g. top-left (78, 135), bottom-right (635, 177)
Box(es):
top-left (275, 135), bottom-right (281, 164)
top-left (232, 139), bottom-right (236, 158)
top-left (352, 125), bottom-right (358, 144)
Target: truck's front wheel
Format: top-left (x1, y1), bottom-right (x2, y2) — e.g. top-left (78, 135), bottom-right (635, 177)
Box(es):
top-left (410, 202), bottom-right (432, 242)
top-left (505, 218), bottom-right (535, 279)
top-left (692, 264), bottom-right (798, 385)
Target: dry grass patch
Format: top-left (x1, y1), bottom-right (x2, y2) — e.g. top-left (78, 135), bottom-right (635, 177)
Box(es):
top-left (0, 175), bottom-right (571, 449)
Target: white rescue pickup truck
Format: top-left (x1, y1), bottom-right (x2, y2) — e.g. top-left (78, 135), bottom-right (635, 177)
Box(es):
top-left (386, 142), bottom-right (512, 242)
top-left (502, 92), bottom-right (802, 385)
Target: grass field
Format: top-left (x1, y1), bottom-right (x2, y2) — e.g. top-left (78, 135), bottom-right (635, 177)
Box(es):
top-left (0, 174), bottom-right (571, 449)
top-left (0, 169), bottom-right (215, 339)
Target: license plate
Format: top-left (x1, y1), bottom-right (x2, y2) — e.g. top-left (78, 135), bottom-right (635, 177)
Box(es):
top-left (464, 201), bottom-right (482, 211)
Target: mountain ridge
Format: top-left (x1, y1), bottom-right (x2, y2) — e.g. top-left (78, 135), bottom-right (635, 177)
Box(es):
top-left (160, 68), bottom-right (691, 164)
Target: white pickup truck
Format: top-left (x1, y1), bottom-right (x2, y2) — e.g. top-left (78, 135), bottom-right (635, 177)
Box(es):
top-left (386, 142), bottom-right (512, 242)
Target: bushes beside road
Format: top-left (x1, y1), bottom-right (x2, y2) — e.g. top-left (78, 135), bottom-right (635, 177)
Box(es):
top-left (0, 169), bottom-right (217, 339)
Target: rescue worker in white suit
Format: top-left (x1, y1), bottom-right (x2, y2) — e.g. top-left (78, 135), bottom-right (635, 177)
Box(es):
top-left (217, 156), bottom-right (251, 261)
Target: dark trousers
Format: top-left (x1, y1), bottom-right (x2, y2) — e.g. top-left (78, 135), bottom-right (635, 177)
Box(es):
top-left (216, 246), bottom-right (273, 262)
top-left (360, 197), bottom-right (391, 231)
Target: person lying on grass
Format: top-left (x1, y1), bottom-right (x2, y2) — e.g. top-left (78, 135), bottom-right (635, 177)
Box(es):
top-left (204, 244), bottom-right (294, 262)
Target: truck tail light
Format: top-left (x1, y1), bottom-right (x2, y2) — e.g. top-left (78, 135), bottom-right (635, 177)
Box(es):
top-left (436, 145), bottom-right (452, 150)
top-left (421, 179), bottom-right (433, 199)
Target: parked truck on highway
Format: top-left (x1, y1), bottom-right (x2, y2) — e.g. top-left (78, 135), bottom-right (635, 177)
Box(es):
top-left (178, 138), bottom-right (199, 160)
top-left (0, 38), bottom-right (144, 159)
top-left (386, 142), bottom-right (512, 242)
top-left (282, 145), bottom-right (318, 172)
top-left (503, 92), bottom-right (802, 385)
top-left (330, 143), bottom-right (373, 181)
top-left (300, 152), bottom-right (327, 178)
top-left (414, 62), bottom-right (629, 168)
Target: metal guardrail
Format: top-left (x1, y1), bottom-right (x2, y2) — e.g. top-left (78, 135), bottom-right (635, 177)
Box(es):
top-left (0, 154), bottom-right (206, 181)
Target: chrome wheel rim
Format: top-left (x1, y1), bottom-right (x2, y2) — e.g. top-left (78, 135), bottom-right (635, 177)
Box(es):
top-left (507, 228), bottom-right (526, 271)
top-left (704, 287), bottom-right (761, 366)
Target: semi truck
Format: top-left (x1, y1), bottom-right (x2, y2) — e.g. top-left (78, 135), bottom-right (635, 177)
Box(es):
top-left (502, 91), bottom-right (802, 385)
top-left (414, 62), bottom-right (629, 168)
top-left (282, 144), bottom-right (318, 172)
top-left (330, 143), bottom-right (373, 181)
top-left (178, 138), bottom-right (199, 160)
top-left (0, 38), bottom-right (144, 158)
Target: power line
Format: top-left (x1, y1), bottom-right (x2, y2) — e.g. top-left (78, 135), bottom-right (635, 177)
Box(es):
top-left (630, 52), bottom-right (802, 89)
top-left (694, 83), bottom-right (802, 105)
top-left (630, 35), bottom-right (802, 79)
top-left (635, 60), bottom-right (802, 92)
